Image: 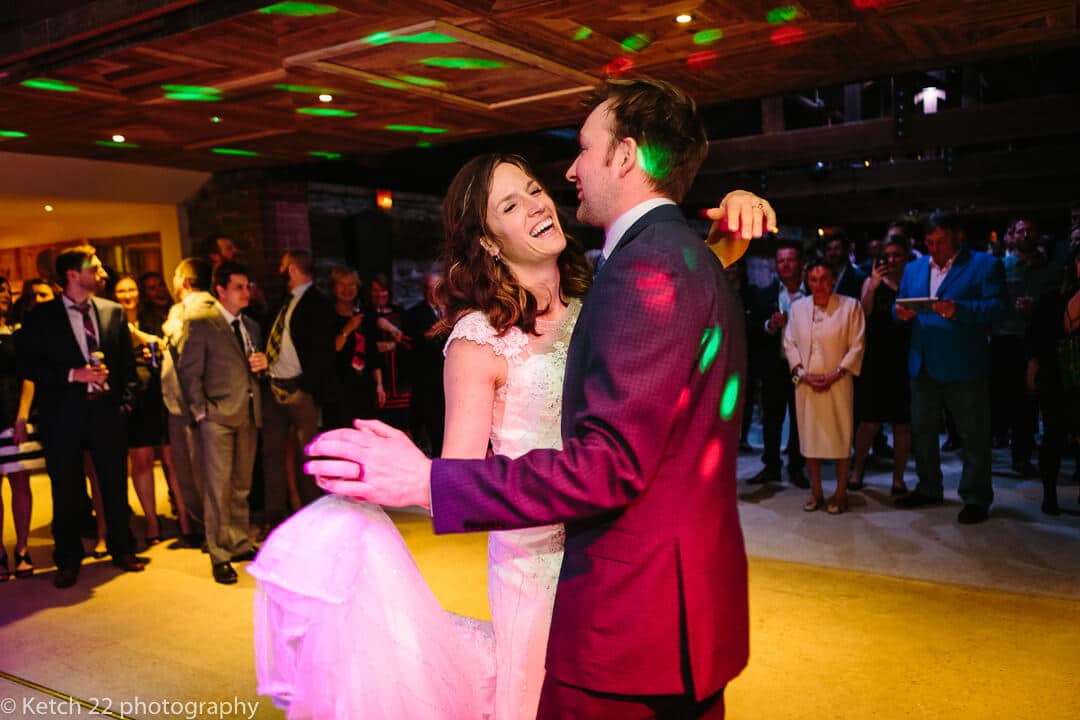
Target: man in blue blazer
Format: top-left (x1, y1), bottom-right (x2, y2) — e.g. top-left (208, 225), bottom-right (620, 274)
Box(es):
top-left (894, 212), bottom-right (1005, 523)
top-left (309, 78), bottom-right (775, 716)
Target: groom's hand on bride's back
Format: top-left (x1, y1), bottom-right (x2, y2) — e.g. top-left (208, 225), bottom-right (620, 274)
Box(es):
top-left (305, 421), bottom-right (433, 510)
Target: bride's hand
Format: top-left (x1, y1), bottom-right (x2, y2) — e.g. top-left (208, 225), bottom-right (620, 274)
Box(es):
top-left (703, 190), bottom-right (778, 268)
top-left (305, 421), bottom-right (433, 509)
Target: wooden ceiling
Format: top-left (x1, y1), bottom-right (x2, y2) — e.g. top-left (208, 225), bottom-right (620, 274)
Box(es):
top-left (0, 0), bottom-right (1078, 175)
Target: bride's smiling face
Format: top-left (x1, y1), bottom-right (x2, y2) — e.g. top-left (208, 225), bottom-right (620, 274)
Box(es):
top-left (483, 162), bottom-right (566, 267)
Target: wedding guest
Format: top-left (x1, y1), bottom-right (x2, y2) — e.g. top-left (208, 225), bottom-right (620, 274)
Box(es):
top-left (327, 265), bottom-right (377, 428)
top-left (137, 271), bottom-right (172, 336)
top-left (362, 272), bottom-right (411, 431)
top-left (404, 271), bottom-right (448, 457)
top-left (785, 259), bottom-right (866, 514)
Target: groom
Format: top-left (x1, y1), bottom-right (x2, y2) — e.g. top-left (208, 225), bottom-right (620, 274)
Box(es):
top-left (309, 78), bottom-right (775, 717)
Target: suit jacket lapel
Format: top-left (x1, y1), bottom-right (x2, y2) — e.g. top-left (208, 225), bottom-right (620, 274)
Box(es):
top-left (608, 203), bottom-right (686, 261)
top-left (936, 249), bottom-right (971, 298)
top-left (211, 311), bottom-right (248, 362)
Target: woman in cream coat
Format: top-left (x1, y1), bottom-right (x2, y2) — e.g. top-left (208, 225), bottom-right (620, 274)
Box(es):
top-left (785, 258), bottom-right (866, 514)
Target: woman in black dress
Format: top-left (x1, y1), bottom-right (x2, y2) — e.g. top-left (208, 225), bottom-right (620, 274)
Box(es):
top-left (327, 266), bottom-right (378, 428)
top-left (850, 236), bottom-right (912, 494)
top-left (363, 272), bottom-right (411, 431)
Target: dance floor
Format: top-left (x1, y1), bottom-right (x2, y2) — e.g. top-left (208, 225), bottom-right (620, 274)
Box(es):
top-left (1, 443), bottom-right (1078, 719)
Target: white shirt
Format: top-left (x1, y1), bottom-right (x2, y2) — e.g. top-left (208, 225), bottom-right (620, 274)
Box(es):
top-left (62, 294), bottom-right (100, 364)
top-left (929, 252), bottom-right (958, 297)
top-left (269, 281), bottom-right (310, 379)
top-left (219, 305), bottom-right (254, 354)
top-left (602, 198), bottom-right (676, 259)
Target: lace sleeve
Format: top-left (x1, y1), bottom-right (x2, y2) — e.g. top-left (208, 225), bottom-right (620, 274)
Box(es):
top-left (444, 311), bottom-right (528, 364)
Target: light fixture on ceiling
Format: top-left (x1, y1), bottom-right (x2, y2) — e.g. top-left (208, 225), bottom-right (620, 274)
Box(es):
top-left (211, 116), bottom-right (221, 123)
top-left (318, 94), bottom-right (333, 103)
top-left (675, 14), bottom-right (693, 23)
top-left (817, 227), bottom-right (825, 237)
top-left (112, 134), bottom-right (125, 143)
top-left (864, 159), bottom-right (871, 167)
top-left (44, 204), bottom-right (54, 213)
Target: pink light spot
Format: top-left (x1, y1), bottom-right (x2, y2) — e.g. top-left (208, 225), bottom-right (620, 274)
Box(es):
top-left (687, 50), bottom-right (719, 72)
top-left (675, 386), bottom-right (691, 414)
top-left (770, 26), bottom-right (807, 46)
top-left (699, 438), bottom-right (722, 479)
top-left (604, 57), bottom-right (634, 76)
top-left (634, 268), bottom-right (676, 314)
top-left (852, 0), bottom-right (889, 9)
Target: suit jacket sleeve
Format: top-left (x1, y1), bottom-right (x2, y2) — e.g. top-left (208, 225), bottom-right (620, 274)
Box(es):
top-left (954, 255), bottom-right (1006, 327)
top-left (431, 241), bottom-right (722, 532)
top-left (177, 316), bottom-right (209, 419)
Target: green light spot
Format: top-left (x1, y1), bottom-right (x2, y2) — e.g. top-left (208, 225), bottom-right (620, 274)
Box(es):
top-left (21, 78), bottom-right (79, 92)
top-left (296, 107), bottom-right (357, 117)
top-left (164, 92), bottom-right (221, 102)
top-left (698, 326), bottom-right (723, 374)
top-left (211, 116), bottom-right (222, 123)
top-left (364, 30), bottom-right (458, 45)
top-left (620, 34), bottom-right (651, 52)
top-left (95, 140), bottom-right (140, 148)
top-left (636, 144), bottom-right (671, 182)
top-left (211, 148), bottom-right (261, 157)
top-left (161, 84), bottom-right (220, 95)
top-left (395, 75), bottom-right (447, 88)
top-left (259, 2), bottom-right (338, 16)
top-left (418, 57), bottom-right (506, 70)
top-left (309, 151), bottom-right (342, 159)
top-left (0, 130), bottom-right (27, 138)
top-left (720, 372), bottom-right (741, 420)
top-left (417, 141), bottom-right (433, 148)
top-left (682, 246), bottom-right (698, 271)
top-left (693, 29), bottom-right (724, 45)
top-left (274, 84), bottom-right (335, 94)
top-left (766, 5), bottom-right (800, 23)
top-left (385, 124), bottom-right (447, 134)
top-left (573, 26), bottom-right (592, 41)
top-left (368, 78), bottom-right (408, 89)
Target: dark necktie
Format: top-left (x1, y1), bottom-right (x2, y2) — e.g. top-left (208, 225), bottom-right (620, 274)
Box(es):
top-left (265, 297), bottom-right (291, 366)
top-left (593, 254), bottom-right (606, 279)
top-left (76, 302), bottom-right (98, 353)
top-left (231, 318), bottom-right (246, 353)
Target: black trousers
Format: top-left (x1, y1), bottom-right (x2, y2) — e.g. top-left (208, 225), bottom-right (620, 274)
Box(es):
top-left (990, 334), bottom-right (1037, 462)
top-left (760, 359), bottom-right (804, 471)
top-left (42, 400), bottom-right (133, 568)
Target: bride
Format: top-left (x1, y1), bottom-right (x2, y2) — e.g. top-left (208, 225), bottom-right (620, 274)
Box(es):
top-left (250, 153), bottom-right (591, 720)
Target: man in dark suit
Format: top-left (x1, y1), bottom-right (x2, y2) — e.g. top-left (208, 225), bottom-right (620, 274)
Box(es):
top-left (20, 245), bottom-right (144, 588)
top-left (404, 271), bottom-right (447, 457)
top-left (824, 231), bottom-right (865, 299)
top-left (310, 79), bottom-right (774, 717)
top-left (178, 262), bottom-right (266, 583)
top-left (894, 212), bottom-right (1006, 524)
top-left (746, 243), bottom-right (809, 487)
top-left (262, 250), bottom-right (337, 526)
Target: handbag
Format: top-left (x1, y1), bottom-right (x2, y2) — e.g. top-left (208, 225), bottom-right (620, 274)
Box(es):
top-left (1058, 306), bottom-right (1080, 389)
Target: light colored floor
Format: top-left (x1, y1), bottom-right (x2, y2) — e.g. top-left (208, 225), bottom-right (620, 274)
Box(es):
top-left (1, 436), bottom-right (1078, 719)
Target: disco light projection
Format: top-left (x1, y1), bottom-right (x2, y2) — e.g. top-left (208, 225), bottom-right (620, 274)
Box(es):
top-left (211, 148), bottom-right (261, 156)
top-left (296, 107), bottom-right (357, 117)
top-left (770, 26), bottom-right (807, 45)
top-left (636, 144), bottom-right (671, 182)
top-left (416, 141), bottom-right (433, 148)
top-left (693, 29), bottom-right (724, 45)
top-left (620, 34), bottom-right (651, 53)
top-left (852, 0), bottom-right (890, 9)
top-left (364, 31), bottom-right (458, 46)
top-left (368, 79), bottom-right (408, 89)
top-left (162, 84), bottom-right (221, 102)
top-left (573, 27), bottom-right (593, 41)
top-left (418, 58), bottom-right (506, 69)
top-left (309, 151), bottom-right (343, 159)
top-left (258, 2), bottom-right (338, 16)
top-left (719, 373), bottom-right (741, 420)
top-left (164, 92), bottom-right (222, 102)
top-left (634, 267), bottom-right (676, 314)
top-left (0, 130), bottom-right (27, 138)
top-left (275, 84), bottom-right (336, 94)
top-left (604, 57), bottom-right (634, 76)
top-left (682, 246), bottom-right (699, 272)
top-left (395, 75), bottom-right (448, 88)
top-left (21, 78), bottom-right (79, 92)
top-left (687, 50), bottom-right (719, 72)
top-left (699, 438), bottom-right (722, 478)
top-left (385, 124), bottom-right (448, 134)
top-left (676, 386), bottom-right (691, 414)
top-left (766, 5), bottom-right (800, 23)
top-left (698, 326), bottom-right (723, 374)
top-left (95, 140), bottom-right (139, 148)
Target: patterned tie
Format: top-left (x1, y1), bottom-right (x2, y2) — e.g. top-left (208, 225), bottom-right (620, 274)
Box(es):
top-left (76, 302), bottom-right (98, 353)
top-left (265, 297), bottom-right (291, 367)
top-left (593, 253), bottom-right (607, 279)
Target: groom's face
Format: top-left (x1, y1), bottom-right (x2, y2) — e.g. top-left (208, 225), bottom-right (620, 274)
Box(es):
top-left (566, 101), bottom-right (620, 229)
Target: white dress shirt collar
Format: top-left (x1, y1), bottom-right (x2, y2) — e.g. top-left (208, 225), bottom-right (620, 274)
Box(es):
top-left (602, 198), bottom-right (676, 259)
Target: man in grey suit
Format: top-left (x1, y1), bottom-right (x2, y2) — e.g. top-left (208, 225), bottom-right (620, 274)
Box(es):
top-left (178, 261), bottom-right (267, 584)
top-left (161, 257), bottom-right (214, 546)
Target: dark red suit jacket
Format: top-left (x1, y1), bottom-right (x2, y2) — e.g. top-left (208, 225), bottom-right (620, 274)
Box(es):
top-left (431, 204), bottom-right (749, 699)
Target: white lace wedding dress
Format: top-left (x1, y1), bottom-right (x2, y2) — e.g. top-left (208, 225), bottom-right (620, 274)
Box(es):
top-left (250, 300), bottom-right (581, 720)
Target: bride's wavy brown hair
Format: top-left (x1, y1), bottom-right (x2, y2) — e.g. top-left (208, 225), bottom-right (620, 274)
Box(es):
top-left (433, 153), bottom-right (591, 337)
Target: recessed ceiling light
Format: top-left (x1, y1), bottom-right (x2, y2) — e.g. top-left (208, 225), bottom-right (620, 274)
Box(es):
top-left (318, 94), bottom-right (333, 102)
top-left (44, 204), bottom-right (54, 212)
top-left (112, 134), bottom-right (125, 143)
top-left (676, 14), bottom-right (693, 23)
